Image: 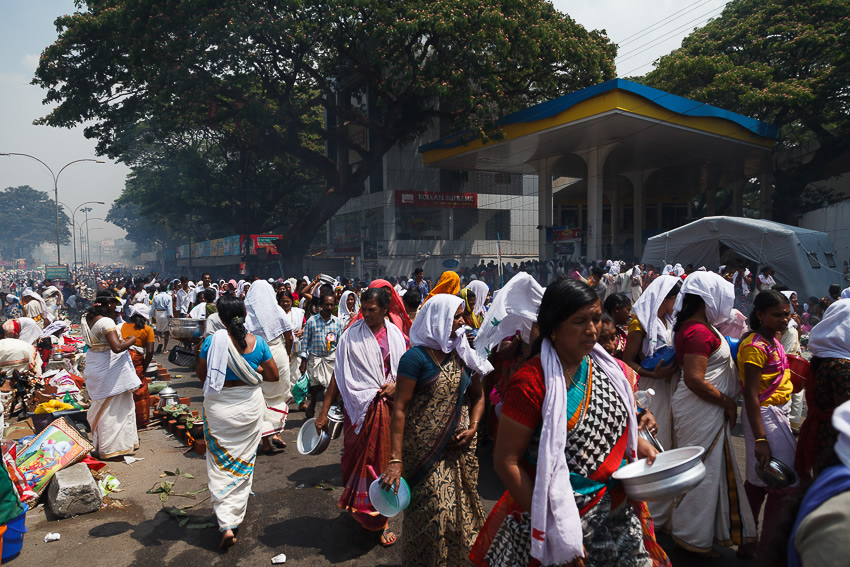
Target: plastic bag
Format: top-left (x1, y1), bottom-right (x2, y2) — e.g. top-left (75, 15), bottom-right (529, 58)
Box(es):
top-left (292, 373), bottom-right (309, 405)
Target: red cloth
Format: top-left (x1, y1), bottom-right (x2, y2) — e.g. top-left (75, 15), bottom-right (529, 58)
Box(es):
top-left (338, 396), bottom-right (392, 532)
top-left (80, 455), bottom-right (107, 471)
top-left (673, 320), bottom-right (721, 365)
top-left (500, 357), bottom-right (546, 430)
top-left (348, 279), bottom-right (412, 337)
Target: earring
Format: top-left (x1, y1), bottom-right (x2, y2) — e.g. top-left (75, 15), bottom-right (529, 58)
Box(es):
top-left (550, 332), bottom-right (556, 341)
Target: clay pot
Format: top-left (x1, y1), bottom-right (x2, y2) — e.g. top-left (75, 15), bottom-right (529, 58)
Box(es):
top-left (167, 419), bottom-right (177, 433)
top-left (175, 424), bottom-right (186, 441)
top-left (178, 397), bottom-right (191, 406)
top-left (190, 422), bottom-right (204, 439)
top-left (191, 410), bottom-right (199, 417)
top-left (192, 439), bottom-right (206, 455)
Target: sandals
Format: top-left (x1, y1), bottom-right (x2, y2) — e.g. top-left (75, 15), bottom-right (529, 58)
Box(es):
top-left (271, 436), bottom-right (286, 449)
top-left (379, 529), bottom-right (397, 547)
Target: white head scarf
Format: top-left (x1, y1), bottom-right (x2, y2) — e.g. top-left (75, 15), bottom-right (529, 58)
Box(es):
top-left (236, 280), bottom-right (249, 297)
top-left (672, 263), bottom-right (685, 277)
top-left (609, 263), bottom-right (621, 277)
top-left (338, 290), bottom-right (360, 326)
top-left (661, 264), bottom-right (673, 275)
top-left (22, 290), bottom-right (53, 324)
top-left (632, 275), bottom-right (680, 358)
top-left (129, 303), bottom-right (151, 321)
top-left (674, 271), bottom-right (734, 327)
top-left (841, 287), bottom-right (850, 300)
top-left (474, 273), bottom-right (543, 357)
top-left (408, 294), bottom-right (493, 376)
top-left (464, 280), bottom-right (490, 318)
top-left (6, 294), bottom-right (18, 304)
top-left (244, 280), bottom-right (293, 342)
top-left (808, 300), bottom-right (850, 360)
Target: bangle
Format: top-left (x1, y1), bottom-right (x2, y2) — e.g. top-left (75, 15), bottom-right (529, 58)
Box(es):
top-left (754, 438), bottom-right (768, 444)
top-left (388, 459), bottom-right (402, 465)
top-left (470, 421), bottom-right (479, 426)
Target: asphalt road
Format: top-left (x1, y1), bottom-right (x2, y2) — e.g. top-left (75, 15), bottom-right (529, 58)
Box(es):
top-left (15, 351), bottom-right (756, 567)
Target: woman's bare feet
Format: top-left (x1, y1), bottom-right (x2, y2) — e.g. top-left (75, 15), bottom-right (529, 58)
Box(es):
top-left (261, 437), bottom-right (274, 454)
top-left (220, 529), bottom-right (237, 549)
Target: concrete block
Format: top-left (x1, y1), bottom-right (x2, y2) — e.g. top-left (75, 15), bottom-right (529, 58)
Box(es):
top-left (47, 462), bottom-right (102, 518)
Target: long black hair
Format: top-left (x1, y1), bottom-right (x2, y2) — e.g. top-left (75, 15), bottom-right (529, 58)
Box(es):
top-left (129, 313), bottom-right (148, 330)
top-left (532, 277), bottom-right (599, 355)
top-left (85, 290), bottom-right (117, 320)
top-left (747, 290), bottom-right (790, 337)
top-left (217, 294), bottom-right (248, 349)
top-left (672, 293), bottom-right (705, 333)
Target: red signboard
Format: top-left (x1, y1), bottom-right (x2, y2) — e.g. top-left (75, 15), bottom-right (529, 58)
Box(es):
top-left (395, 191), bottom-right (477, 208)
top-left (548, 226), bottom-right (582, 242)
top-left (240, 235), bottom-right (283, 256)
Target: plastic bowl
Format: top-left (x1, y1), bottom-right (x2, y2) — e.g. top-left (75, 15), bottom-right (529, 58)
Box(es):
top-left (640, 346), bottom-right (676, 371)
top-left (368, 476), bottom-right (411, 517)
top-left (787, 354), bottom-right (812, 393)
top-left (297, 418), bottom-right (331, 455)
top-left (613, 446), bottom-right (706, 501)
top-left (725, 336), bottom-right (741, 361)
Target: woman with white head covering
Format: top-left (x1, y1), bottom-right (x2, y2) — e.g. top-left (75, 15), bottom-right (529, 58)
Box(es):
top-left (244, 280), bottom-right (294, 452)
top-left (338, 290), bottom-right (360, 328)
top-left (42, 286), bottom-right (63, 319)
top-left (4, 294), bottom-right (23, 320)
top-left (276, 288), bottom-right (306, 393)
top-left (196, 294), bottom-right (279, 549)
top-left (21, 290), bottom-right (52, 328)
top-left (464, 280), bottom-right (490, 321)
top-left (621, 274), bottom-right (682, 530)
top-left (381, 294), bottom-right (491, 566)
top-left (669, 272), bottom-right (757, 556)
top-left (470, 278), bottom-right (667, 567)
top-left (671, 263), bottom-right (685, 277)
top-left (2, 317), bottom-right (43, 345)
top-left (661, 264), bottom-right (673, 276)
top-left (796, 300), bottom-right (850, 479)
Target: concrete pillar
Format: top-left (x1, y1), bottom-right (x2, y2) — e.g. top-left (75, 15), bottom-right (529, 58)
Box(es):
top-left (535, 160), bottom-right (554, 261)
top-left (760, 167), bottom-right (775, 220)
top-left (611, 188), bottom-right (622, 257)
top-left (578, 144), bottom-right (616, 261)
top-left (623, 171), bottom-right (651, 260)
top-left (732, 180), bottom-right (744, 217)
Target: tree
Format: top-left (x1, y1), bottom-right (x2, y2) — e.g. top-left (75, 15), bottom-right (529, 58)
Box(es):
top-left (34, 0), bottom-right (616, 270)
top-left (642, 0), bottom-right (850, 222)
top-left (0, 186), bottom-right (72, 262)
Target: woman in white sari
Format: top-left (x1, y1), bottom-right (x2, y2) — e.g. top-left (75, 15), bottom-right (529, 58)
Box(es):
top-left (277, 289), bottom-right (306, 393)
top-left (670, 272), bottom-right (757, 557)
top-left (622, 274), bottom-right (682, 530)
top-left (196, 294), bottom-right (279, 549)
top-left (244, 281), bottom-right (294, 452)
top-left (338, 290), bottom-right (360, 328)
top-left (82, 291), bottom-right (141, 459)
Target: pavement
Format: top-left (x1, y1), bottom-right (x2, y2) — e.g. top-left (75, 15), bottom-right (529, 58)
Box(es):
top-left (13, 351), bottom-right (757, 566)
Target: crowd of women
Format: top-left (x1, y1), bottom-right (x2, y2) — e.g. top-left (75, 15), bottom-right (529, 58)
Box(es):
top-left (5, 262), bottom-right (849, 565)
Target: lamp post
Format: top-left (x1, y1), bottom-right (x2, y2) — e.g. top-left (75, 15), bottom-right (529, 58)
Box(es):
top-left (72, 202), bottom-right (104, 270)
top-left (82, 217), bottom-right (105, 268)
top-left (0, 152), bottom-right (104, 265)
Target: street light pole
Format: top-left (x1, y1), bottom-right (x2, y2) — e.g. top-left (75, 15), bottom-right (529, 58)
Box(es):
top-left (72, 202), bottom-right (104, 270)
top-left (82, 216), bottom-right (105, 269)
top-left (0, 152), bottom-right (104, 265)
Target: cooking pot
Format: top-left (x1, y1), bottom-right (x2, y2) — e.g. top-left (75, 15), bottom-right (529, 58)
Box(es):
top-left (156, 386), bottom-right (180, 411)
top-left (169, 318), bottom-right (206, 340)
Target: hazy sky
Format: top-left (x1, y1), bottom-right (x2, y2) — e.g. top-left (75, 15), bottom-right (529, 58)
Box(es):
top-left (0, 0), bottom-right (729, 244)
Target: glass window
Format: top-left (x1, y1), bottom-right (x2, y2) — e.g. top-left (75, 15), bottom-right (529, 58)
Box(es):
top-left (824, 252), bottom-right (837, 268)
top-left (806, 252), bottom-right (821, 269)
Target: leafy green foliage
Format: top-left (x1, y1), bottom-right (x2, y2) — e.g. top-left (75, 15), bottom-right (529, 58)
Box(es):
top-left (34, 0), bottom-right (615, 267)
top-left (0, 186), bottom-right (72, 261)
top-left (642, 0), bottom-right (850, 220)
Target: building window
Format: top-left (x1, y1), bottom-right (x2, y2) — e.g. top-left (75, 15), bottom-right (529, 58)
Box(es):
top-left (485, 210), bottom-right (511, 240)
top-left (494, 173), bottom-right (511, 184)
top-left (824, 252), bottom-right (837, 268)
top-left (806, 252), bottom-right (821, 269)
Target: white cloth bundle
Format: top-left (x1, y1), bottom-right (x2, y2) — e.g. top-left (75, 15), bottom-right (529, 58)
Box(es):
top-left (474, 273), bottom-right (544, 357)
top-left (409, 294), bottom-right (493, 376)
top-left (204, 330), bottom-right (230, 396)
top-left (808, 300), bottom-right (850, 360)
top-left (245, 280), bottom-right (293, 342)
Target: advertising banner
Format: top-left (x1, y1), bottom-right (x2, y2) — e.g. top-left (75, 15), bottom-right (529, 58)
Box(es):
top-left (45, 265), bottom-right (70, 281)
top-left (395, 191), bottom-right (477, 208)
top-left (546, 226), bottom-right (582, 242)
top-left (240, 235), bottom-right (282, 256)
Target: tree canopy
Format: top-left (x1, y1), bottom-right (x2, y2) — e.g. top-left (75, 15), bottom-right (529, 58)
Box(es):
top-left (0, 186), bottom-right (72, 262)
top-left (34, 0), bottom-right (616, 268)
top-left (642, 0), bottom-right (850, 221)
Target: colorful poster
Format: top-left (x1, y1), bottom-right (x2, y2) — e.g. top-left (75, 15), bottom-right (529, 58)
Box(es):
top-left (15, 418), bottom-right (92, 496)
